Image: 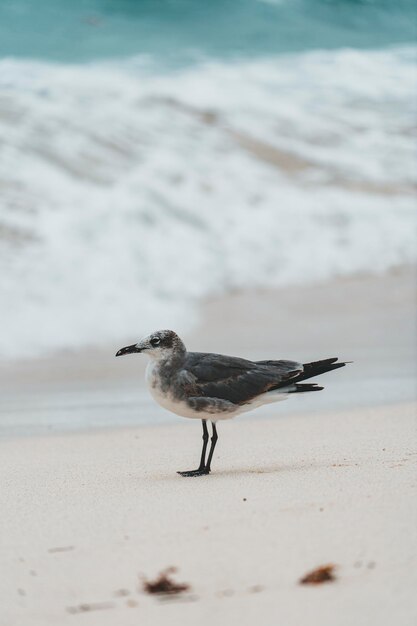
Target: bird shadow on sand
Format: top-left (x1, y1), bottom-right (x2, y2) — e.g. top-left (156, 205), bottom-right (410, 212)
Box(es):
top-left (151, 459), bottom-right (351, 482)
top-left (205, 460), bottom-right (350, 478)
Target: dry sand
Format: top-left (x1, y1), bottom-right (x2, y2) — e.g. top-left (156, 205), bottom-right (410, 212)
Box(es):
top-left (0, 267), bottom-right (416, 625)
top-left (0, 403), bottom-right (416, 626)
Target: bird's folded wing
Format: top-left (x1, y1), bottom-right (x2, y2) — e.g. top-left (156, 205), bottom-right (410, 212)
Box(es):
top-left (182, 352), bottom-right (302, 405)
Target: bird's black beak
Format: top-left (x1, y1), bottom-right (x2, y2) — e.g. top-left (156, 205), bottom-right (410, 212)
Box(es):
top-left (115, 344), bottom-right (141, 357)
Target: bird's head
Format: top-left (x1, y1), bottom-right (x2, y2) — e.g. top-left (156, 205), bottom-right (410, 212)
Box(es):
top-left (115, 329), bottom-right (185, 361)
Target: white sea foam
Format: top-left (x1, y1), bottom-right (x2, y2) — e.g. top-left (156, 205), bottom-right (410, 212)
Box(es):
top-left (0, 47), bottom-right (416, 357)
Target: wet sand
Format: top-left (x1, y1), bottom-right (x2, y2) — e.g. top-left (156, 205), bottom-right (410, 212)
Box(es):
top-left (0, 266), bottom-right (415, 437)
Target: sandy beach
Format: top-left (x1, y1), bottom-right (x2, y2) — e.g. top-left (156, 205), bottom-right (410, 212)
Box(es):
top-left (0, 268), bottom-right (416, 625)
top-left (1, 2), bottom-right (416, 622)
top-left (0, 403), bottom-right (416, 626)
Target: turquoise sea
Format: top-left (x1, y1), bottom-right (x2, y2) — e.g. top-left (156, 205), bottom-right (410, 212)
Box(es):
top-left (0, 0), bottom-right (416, 357)
top-left (0, 0), bottom-right (415, 63)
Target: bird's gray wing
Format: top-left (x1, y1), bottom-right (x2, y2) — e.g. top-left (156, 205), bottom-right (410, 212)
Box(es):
top-left (181, 352), bottom-right (302, 405)
top-left (256, 359), bottom-right (303, 370)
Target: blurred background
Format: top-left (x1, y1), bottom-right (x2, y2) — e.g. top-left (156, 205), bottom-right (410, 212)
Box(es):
top-left (0, 0), bottom-right (415, 434)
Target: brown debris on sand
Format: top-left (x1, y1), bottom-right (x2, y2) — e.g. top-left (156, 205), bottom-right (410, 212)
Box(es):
top-left (142, 567), bottom-right (190, 596)
top-left (299, 564), bottom-right (336, 585)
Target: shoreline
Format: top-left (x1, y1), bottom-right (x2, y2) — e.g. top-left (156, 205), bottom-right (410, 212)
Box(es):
top-left (0, 266), bottom-right (415, 438)
top-left (0, 268), bottom-right (417, 438)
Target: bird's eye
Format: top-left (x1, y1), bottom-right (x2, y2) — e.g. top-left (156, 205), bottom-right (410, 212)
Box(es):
top-left (150, 337), bottom-right (161, 347)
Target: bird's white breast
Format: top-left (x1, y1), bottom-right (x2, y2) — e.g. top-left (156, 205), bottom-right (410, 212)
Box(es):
top-left (145, 360), bottom-right (201, 419)
top-left (145, 360), bottom-right (237, 420)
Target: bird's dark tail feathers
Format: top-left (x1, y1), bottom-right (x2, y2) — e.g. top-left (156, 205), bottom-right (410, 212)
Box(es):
top-left (274, 357), bottom-right (348, 393)
top-left (288, 383), bottom-right (324, 393)
top-left (296, 357), bottom-right (347, 383)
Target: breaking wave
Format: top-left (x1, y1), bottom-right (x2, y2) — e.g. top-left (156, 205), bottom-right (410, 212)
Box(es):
top-left (0, 46), bottom-right (415, 357)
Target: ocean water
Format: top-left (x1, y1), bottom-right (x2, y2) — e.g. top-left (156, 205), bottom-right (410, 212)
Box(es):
top-left (0, 0), bottom-right (416, 358)
top-left (0, 0), bottom-right (415, 62)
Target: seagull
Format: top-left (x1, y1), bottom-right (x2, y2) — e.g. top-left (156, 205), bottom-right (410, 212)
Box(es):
top-left (116, 329), bottom-right (348, 477)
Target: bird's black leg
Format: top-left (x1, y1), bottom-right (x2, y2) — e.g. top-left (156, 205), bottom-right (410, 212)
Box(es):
top-left (205, 422), bottom-right (218, 473)
top-left (177, 420), bottom-right (210, 477)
